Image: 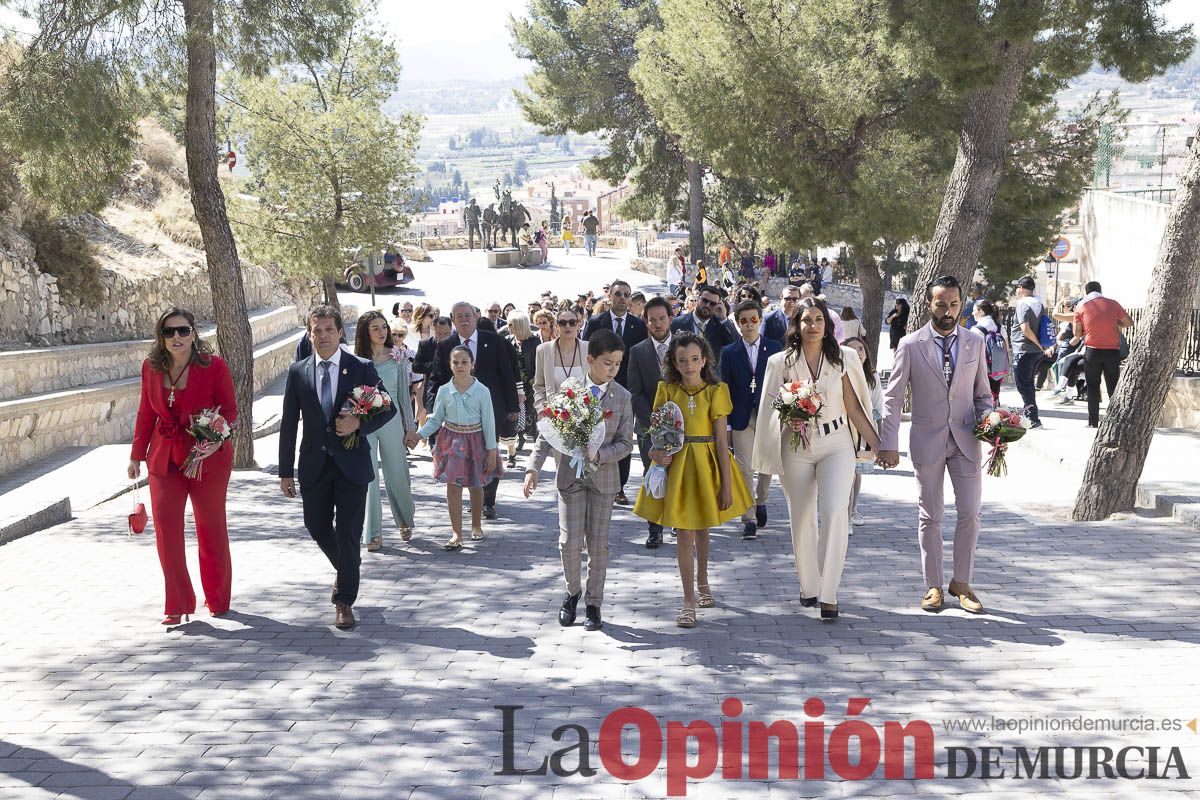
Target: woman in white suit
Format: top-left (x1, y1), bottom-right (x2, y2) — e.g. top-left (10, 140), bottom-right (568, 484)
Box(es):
top-left (752, 298), bottom-right (880, 621)
top-left (533, 305), bottom-right (586, 410)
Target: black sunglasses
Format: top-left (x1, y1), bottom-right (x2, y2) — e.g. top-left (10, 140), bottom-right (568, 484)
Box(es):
top-left (556, 318), bottom-right (579, 326)
top-left (162, 325), bottom-right (193, 338)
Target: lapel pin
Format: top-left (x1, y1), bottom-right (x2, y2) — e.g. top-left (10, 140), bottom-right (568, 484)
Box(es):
top-left (342, 368), bottom-right (348, 375)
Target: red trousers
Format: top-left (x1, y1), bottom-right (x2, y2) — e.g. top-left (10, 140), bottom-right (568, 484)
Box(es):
top-left (148, 462), bottom-right (232, 615)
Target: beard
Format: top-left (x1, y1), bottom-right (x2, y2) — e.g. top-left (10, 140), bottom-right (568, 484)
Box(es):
top-left (932, 314), bottom-right (957, 333)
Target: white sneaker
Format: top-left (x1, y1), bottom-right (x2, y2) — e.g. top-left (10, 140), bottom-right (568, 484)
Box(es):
top-left (1056, 396), bottom-right (1075, 406)
top-left (851, 512), bottom-right (865, 526)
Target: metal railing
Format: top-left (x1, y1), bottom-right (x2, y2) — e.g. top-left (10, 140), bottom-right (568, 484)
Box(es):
top-left (1126, 307), bottom-right (1200, 376)
top-left (1114, 188), bottom-right (1177, 205)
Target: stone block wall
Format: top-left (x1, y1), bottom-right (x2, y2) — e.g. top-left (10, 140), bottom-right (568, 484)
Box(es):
top-left (1161, 376), bottom-right (1200, 429)
top-left (0, 220), bottom-right (316, 349)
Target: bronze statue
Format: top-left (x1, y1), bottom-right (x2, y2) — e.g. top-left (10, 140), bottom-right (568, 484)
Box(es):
top-left (498, 190), bottom-right (531, 248)
top-left (463, 198), bottom-right (482, 250)
top-left (481, 203), bottom-right (500, 250)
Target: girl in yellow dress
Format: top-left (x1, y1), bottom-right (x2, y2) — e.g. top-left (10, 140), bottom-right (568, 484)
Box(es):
top-left (634, 332), bottom-right (753, 627)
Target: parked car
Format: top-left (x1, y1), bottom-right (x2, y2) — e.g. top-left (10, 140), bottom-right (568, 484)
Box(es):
top-left (342, 250), bottom-right (414, 292)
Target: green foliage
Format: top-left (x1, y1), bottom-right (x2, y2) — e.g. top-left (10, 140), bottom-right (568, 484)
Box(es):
top-left (23, 205), bottom-right (101, 302)
top-left (227, 2), bottom-right (421, 282)
top-left (0, 43), bottom-right (138, 214)
top-left (512, 0), bottom-right (687, 220)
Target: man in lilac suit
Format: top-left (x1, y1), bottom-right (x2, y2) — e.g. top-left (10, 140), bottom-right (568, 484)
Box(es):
top-left (877, 276), bottom-right (995, 614)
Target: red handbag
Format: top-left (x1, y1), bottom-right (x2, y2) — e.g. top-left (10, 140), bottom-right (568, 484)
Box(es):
top-left (128, 484), bottom-right (148, 535)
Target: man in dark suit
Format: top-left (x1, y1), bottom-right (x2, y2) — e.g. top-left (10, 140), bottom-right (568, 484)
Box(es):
top-left (671, 284), bottom-right (737, 368)
top-left (581, 280), bottom-right (647, 504)
top-left (428, 301), bottom-right (519, 518)
top-left (279, 306), bottom-right (396, 630)
top-left (721, 299), bottom-right (784, 540)
top-left (763, 285), bottom-right (800, 344)
top-left (627, 296), bottom-right (674, 547)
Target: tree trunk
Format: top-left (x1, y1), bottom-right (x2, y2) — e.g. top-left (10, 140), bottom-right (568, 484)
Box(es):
top-left (322, 275), bottom-right (341, 313)
top-left (853, 244), bottom-right (884, 362)
top-left (686, 158), bottom-right (705, 270)
top-left (1073, 124), bottom-right (1200, 520)
top-left (908, 37), bottom-right (1034, 333)
top-left (183, 0), bottom-right (255, 469)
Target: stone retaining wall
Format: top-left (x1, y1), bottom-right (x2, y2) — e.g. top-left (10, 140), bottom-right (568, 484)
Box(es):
top-left (0, 325), bottom-right (304, 478)
top-left (1162, 376), bottom-right (1200, 429)
top-left (0, 221), bottom-right (316, 349)
top-left (0, 307), bottom-right (299, 402)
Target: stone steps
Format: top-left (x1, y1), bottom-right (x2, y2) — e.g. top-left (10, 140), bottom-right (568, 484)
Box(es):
top-left (0, 306), bottom-right (299, 402)
top-left (1136, 482), bottom-right (1200, 531)
top-left (0, 310), bottom-right (304, 479)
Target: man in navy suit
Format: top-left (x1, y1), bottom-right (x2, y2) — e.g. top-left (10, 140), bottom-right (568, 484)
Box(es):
top-left (721, 299), bottom-right (783, 540)
top-left (671, 284), bottom-right (737, 368)
top-left (279, 306), bottom-right (396, 629)
top-left (428, 302), bottom-right (519, 519)
top-left (763, 285), bottom-right (800, 344)
top-left (582, 280), bottom-right (647, 503)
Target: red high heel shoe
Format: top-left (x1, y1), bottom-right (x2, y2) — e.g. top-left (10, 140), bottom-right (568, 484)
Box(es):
top-left (161, 614), bottom-right (190, 626)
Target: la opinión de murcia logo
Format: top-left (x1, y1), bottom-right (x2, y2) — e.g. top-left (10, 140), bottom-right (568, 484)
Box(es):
top-left (495, 699), bottom-right (1191, 796)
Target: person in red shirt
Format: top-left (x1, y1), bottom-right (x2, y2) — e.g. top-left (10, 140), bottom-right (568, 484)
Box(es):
top-left (1073, 281), bottom-right (1133, 428)
top-left (128, 308), bottom-right (237, 625)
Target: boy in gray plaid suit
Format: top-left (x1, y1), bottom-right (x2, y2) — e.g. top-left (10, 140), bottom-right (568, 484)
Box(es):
top-left (523, 330), bottom-right (634, 631)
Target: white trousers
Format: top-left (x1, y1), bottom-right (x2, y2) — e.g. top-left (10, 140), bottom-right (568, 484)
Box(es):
top-left (779, 427), bottom-right (854, 604)
top-left (730, 419), bottom-right (772, 521)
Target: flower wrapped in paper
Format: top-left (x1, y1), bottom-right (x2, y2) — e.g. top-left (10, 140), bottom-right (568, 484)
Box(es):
top-left (641, 401), bottom-right (684, 499)
top-left (973, 407), bottom-right (1030, 477)
top-left (772, 380), bottom-right (824, 450)
top-left (338, 384), bottom-right (393, 449)
top-left (536, 378), bottom-right (610, 478)
top-left (180, 406), bottom-right (232, 479)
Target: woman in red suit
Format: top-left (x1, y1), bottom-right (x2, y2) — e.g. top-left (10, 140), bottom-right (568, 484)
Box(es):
top-left (127, 307), bottom-right (238, 625)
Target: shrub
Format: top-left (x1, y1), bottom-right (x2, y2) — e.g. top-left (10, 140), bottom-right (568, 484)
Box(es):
top-left (152, 183), bottom-right (203, 249)
top-left (23, 204), bottom-right (102, 303)
top-left (137, 118), bottom-right (187, 186)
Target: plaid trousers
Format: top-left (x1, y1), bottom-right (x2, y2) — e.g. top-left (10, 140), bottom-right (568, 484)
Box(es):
top-left (557, 480), bottom-right (614, 607)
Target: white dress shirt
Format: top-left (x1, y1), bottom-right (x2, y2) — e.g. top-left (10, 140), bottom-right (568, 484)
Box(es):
top-left (743, 336), bottom-right (761, 372)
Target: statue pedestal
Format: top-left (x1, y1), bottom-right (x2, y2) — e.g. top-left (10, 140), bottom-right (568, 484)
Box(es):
top-left (480, 248), bottom-right (544, 268)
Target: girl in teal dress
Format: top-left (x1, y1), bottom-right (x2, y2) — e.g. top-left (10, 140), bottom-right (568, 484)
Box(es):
top-left (354, 311), bottom-right (417, 551)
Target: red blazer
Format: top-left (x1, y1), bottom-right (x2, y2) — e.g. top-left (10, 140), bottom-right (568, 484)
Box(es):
top-left (131, 355), bottom-right (238, 476)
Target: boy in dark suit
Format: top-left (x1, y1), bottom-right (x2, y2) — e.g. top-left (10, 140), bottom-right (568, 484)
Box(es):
top-left (279, 306), bottom-right (397, 629)
top-left (720, 300), bottom-right (783, 539)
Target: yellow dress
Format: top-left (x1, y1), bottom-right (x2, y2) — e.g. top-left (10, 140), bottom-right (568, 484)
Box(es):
top-left (633, 381), bottom-right (753, 530)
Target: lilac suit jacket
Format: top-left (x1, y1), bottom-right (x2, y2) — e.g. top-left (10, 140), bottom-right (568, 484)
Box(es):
top-left (880, 322), bottom-right (994, 464)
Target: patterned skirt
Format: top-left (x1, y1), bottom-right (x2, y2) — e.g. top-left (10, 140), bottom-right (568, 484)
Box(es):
top-left (432, 425), bottom-right (505, 487)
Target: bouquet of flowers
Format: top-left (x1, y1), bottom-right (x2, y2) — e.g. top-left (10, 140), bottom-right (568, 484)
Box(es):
top-left (537, 378), bottom-right (611, 478)
top-left (181, 406), bottom-right (232, 479)
top-left (773, 380), bottom-right (824, 451)
top-left (641, 401), bottom-right (685, 499)
top-left (973, 407), bottom-right (1030, 477)
top-left (338, 384), bottom-right (393, 449)
top-left (390, 345), bottom-right (414, 364)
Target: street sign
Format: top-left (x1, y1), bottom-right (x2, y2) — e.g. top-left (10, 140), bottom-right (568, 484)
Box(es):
top-left (1050, 237), bottom-right (1071, 259)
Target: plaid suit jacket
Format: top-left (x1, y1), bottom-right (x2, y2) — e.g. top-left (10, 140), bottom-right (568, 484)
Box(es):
top-left (525, 381), bottom-right (634, 496)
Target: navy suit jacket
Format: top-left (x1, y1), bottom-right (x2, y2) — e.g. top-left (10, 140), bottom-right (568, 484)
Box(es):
top-left (720, 337), bottom-right (784, 430)
top-left (279, 350), bottom-right (396, 487)
top-left (670, 312), bottom-right (738, 368)
top-left (582, 310), bottom-right (647, 386)
top-left (428, 329), bottom-right (519, 437)
top-left (763, 308), bottom-right (790, 345)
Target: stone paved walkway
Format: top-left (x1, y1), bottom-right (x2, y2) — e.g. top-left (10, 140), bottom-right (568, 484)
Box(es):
top-left (2, 434), bottom-right (1199, 799)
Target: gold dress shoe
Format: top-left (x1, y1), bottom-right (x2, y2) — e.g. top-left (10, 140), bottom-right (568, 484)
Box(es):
top-left (948, 580), bottom-right (983, 613)
top-left (366, 536), bottom-right (382, 552)
top-left (335, 603), bottom-right (356, 629)
top-left (921, 587), bottom-right (944, 611)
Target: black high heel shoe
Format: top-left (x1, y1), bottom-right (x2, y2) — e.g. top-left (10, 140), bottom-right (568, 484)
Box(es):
top-left (820, 603), bottom-right (838, 622)
top-left (800, 596), bottom-right (818, 608)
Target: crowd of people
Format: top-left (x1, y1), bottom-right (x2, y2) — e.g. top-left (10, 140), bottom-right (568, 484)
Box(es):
top-left (129, 267), bottom-right (1131, 634)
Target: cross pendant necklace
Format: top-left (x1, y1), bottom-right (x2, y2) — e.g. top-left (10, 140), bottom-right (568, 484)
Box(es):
top-left (166, 363), bottom-right (187, 407)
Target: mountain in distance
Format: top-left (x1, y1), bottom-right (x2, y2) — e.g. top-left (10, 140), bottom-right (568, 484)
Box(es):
top-left (384, 78), bottom-right (525, 116)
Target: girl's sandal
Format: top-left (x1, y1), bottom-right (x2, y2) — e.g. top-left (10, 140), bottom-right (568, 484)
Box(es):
top-left (442, 538), bottom-right (463, 551)
top-left (400, 527), bottom-right (413, 542)
top-left (676, 608), bottom-right (697, 628)
top-left (697, 585), bottom-right (715, 608)
top-left (470, 528), bottom-right (486, 540)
